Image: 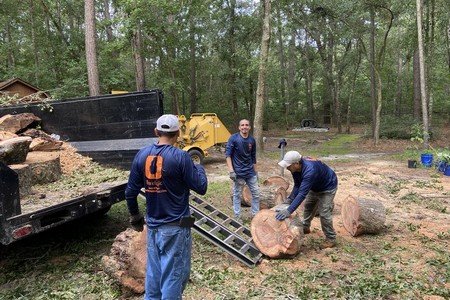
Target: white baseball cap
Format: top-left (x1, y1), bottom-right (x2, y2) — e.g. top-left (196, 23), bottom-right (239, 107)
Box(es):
top-left (278, 151), bottom-right (302, 168)
top-left (156, 114), bottom-right (180, 132)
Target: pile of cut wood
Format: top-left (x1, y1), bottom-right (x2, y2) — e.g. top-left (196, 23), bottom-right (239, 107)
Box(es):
top-left (0, 113), bottom-right (65, 197)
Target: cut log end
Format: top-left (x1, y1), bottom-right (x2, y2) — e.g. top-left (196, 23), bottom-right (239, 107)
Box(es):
top-left (251, 206), bottom-right (304, 258)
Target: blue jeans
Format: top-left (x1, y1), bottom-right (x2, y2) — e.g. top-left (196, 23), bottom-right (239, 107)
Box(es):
top-left (232, 175), bottom-right (260, 217)
top-left (302, 189), bottom-right (337, 242)
top-left (145, 225), bottom-right (192, 300)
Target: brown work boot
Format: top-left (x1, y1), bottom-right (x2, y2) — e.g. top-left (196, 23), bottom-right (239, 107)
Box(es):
top-left (303, 227), bottom-right (311, 234)
top-left (319, 240), bottom-right (336, 249)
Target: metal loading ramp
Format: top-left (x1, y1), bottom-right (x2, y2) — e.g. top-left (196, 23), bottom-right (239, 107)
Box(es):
top-left (189, 194), bottom-right (263, 267)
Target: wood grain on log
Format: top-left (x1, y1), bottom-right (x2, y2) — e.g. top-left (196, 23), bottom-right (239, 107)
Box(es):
top-left (341, 195), bottom-right (386, 237)
top-left (251, 204), bottom-right (304, 258)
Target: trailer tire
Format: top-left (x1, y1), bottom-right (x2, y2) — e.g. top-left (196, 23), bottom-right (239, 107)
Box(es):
top-left (188, 149), bottom-right (204, 165)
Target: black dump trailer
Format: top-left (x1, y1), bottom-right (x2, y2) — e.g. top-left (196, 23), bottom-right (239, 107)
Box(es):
top-left (0, 89), bottom-right (163, 169)
top-left (0, 90), bottom-right (164, 245)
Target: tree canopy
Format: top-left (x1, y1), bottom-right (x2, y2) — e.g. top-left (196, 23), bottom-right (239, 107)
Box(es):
top-left (1, 0), bottom-right (449, 134)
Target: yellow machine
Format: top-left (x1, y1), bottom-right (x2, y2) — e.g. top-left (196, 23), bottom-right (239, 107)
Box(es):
top-left (176, 113), bottom-right (231, 164)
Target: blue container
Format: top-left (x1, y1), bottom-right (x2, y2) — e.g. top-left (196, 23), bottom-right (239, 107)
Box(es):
top-left (438, 161), bottom-right (447, 172)
top-left (421, 153), bottom-right (433, 167)
top-left (444, 165), bottom-right (450, 176)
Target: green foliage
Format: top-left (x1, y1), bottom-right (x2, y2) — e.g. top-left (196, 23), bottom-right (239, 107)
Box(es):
top-left (379, 116), bottom-right (417, 140)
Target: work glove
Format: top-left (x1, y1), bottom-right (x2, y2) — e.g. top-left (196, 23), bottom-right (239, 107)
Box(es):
top-left (229, 171), bottom-right (236, 181)
top-left (129, 213), bottom-right (145, 232)
top-left (275, 209), bottom-right (291, 220)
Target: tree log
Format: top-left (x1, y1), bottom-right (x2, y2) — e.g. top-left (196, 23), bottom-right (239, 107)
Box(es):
top-left (9, 164), bottom-right (33, 197)
top-left (262, 175), bottom-right (289, 190)
top-left (241, 176), bottom-right (289, 209)
top-left (25, 151), bottom-right (61, 184)
top-left (251, 204), bottom-right (304, 258)
top-left (102, 228), bottom-right (146, 294)
top-left (341, 195), bottom-right (386, 237)
top-left (243, 185), bottom-right (287, 209)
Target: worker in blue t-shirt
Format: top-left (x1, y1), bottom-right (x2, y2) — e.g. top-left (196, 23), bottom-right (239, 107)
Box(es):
top-left (277, 150), bottom-right (338, 249)
top-left (125, 114), bottom-right (208, 300)
top-left (226, 119), bottom-right (259, 223)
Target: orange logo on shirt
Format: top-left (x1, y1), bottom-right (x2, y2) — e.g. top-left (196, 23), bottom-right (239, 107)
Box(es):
top-left (145, 156), bottom-right (163, 179)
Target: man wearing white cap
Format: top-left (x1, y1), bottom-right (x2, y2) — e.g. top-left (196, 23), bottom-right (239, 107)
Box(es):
top-left (125, 114), bottom-right (208, 299)
top-left (277, 150), bottom-right (338, 249)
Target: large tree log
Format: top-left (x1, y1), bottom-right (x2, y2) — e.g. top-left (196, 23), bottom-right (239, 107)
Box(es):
top-left (341, 196), bottom-right (386, 237)
top-left (102, 228), bottom-right (146, 295)
top-left (251, 204), bottom-right (304, 258)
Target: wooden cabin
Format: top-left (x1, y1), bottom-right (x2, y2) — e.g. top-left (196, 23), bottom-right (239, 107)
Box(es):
top-left (0, 78), bottom-right (49, 103)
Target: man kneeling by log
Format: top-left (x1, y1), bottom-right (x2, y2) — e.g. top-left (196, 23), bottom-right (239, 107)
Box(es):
top-left (276, 151), bottom-right (338, 249)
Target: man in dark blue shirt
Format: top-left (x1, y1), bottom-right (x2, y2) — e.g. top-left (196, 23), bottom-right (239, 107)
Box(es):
top-left (276, 151), bottom-right (338, 249)
top-left (125, 114), bottom-right (208, 299)
top-left (226, 119), bottom-right (259, 223)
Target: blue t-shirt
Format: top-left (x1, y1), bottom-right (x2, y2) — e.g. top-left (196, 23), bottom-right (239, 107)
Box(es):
top-left (225, 132), bottom-right (256, 179)
top-left (125, 143), bottom-right (208, 228)
top-left (287, 157), bottom-right (338, 213)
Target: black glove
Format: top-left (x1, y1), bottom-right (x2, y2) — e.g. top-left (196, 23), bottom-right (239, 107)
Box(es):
top-left (229, 171), bottom-right (236, 181)
top-left (275, 209), bottom-right (291, 220)
top-left (129, 213), bottom-right (144, 232)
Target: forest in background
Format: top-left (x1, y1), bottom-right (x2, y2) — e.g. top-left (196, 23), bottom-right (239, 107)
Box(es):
top-left (1, 0), bottom-right (449, 134)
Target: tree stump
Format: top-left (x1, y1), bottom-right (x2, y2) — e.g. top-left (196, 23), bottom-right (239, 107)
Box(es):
top-left (102, 228), bottom-right (146, 295)
top-left (250, 204), bottom-right (304, 258)
top-left (341, 195), bottom-right (386, 237)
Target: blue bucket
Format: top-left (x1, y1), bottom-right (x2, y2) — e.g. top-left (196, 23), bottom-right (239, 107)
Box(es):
top-left (444, 165), bottom-right (450, 176)
top-left (438, 161), bottom-right (447, 172)
top-left (421, 153), bottom-right (433, 167)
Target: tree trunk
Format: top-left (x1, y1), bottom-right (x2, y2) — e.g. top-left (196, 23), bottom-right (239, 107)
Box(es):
top-left (395, 41), bottom-right (403, 117)
top-left (251, 205), bottom-right (304, 258)
top-left (85, 0), bottom-right (100, 96)
top-left (189, 25), bottom-right (197, 114)
top-left (370, 9), bottom-right (376, 137)
top-left (416, 0), bottom-right (430, 149)
top-left (254, 0), bottom-right (271, 159)
top-left (341, 196), bottom-right (386, 237)
top-left (287, 30), bottom-right (296, 128)
top-left (413, 48), bottom-right (422, 120)
top-left (275, 8), bottom-right (287, 129)
top-left (133, 28), bottom-right (145, 91)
